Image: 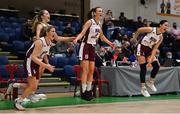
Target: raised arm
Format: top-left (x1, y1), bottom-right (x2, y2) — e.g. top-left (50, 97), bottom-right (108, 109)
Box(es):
top-left (54, 32), bottom-right (76, 42)
top-left (35, 24), bottom-right (43, 40)
top-left (73, 20), bottom-right (92, 44)
top-left (132, 27), bottom-right (153, 41)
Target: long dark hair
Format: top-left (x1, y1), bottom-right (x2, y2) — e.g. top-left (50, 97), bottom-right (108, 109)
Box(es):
top-left (87, 7), bottom-right (101, 19)
top-left (159, 20), bottom-right (168, 26)
top-left (32, 9), bottom-right (47, 33)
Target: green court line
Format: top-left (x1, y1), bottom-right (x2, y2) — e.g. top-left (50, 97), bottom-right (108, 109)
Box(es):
top-left (1, 93), bottom-right (180, 110)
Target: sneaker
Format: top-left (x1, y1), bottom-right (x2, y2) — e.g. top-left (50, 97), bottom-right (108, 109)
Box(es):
top-left (37, 94), bottom-right (47, 100)
top-left (14, 98), bottom-right (25, 111)
top-left (86, 90), bottom-right (94, 101)
top-left (141, 87), bottom-right (151, 97)
top-left (28, 94), bottom-right (40, 103)
top-left (81, 91), bottom-right (87, 100)
top-left (81, 91), bottom-right (94, 101)
top-left (146, 80), bottom-right (157, 92)
top-left (21, 98), bottom-right (31, 106)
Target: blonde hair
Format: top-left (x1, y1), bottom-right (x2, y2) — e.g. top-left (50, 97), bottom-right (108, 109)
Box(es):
top-left (32, 9), bottom-right (47, 33)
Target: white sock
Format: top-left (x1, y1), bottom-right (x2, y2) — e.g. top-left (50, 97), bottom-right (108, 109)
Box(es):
top-left (82, 84), bottom-right (87, 93)
top-left (86, 82), bottom-right (92, 91)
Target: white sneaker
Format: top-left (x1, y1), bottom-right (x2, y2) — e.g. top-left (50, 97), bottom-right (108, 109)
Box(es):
top-left (21, 98), bottom-right (31, 106)
top-left (141, 87), bottom-right (151, 97)
top-left (28, 94), bottom-right (40, 103)
top-left (14, 98), bottom-right (25, 111)
top-left (37, 94), bottom-right (47, 100)
top-left (146, 80), bottom-right (157, 92)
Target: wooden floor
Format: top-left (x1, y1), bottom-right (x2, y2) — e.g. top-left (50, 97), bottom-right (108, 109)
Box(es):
top-left (1, 99), bottom-right (180, 113)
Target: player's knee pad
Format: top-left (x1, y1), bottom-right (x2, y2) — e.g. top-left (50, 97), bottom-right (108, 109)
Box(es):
top-left (140, 63), bottom-right (147, 83)
top-left (151, 61), bottom-right (160, 69)
top-left (151, 61), bottom-right (160, 78)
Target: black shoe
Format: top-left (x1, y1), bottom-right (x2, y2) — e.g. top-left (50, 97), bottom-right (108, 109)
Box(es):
top-left (81, 91), bottom-right (87, 101)
top-left (86, 90), bottom-right (94, 101)
top-left (81, 90), bottom-right (94, 101)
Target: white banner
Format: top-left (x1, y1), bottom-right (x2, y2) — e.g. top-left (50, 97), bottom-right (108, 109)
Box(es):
top-left (157, 0), bottom-right (180, 17)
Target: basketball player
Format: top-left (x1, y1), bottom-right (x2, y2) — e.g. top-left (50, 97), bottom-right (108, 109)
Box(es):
top-left (6, 9), bottom-right (75, 103)
top-left (14, 25), bottom-right (63, 110)
top-left (73, 7), bottom-right (114, 101)
top-left (131, 20), bottom-right (169, 97)
top-left (32, 9), bottom-right (75, 79)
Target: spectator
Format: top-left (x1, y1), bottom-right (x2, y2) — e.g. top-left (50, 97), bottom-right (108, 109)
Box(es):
top-left (102, 10), bottom-right (114, 37)
top-left (135, 16), bottom-right (144, 30)
top-left (162, 51), bottom-right (174, 67)
top-left (22, 19), bottom-right (33, 41)
top-left (143, 19), bottom-right (150, 27)
top-left (112, 46), bottom-right (124, 61)
top-left (63, 23), bottom-right (74, 37)
top-left (119, 12), bottom-right (127, 27)
top-left (171, 22), bottom-right (180, 58)
top-left (121, 41), bottom-right (132, 58)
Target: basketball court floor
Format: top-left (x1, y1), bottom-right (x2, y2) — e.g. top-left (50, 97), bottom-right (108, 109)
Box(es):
top-left (1, 94), bottom-right (180, 113)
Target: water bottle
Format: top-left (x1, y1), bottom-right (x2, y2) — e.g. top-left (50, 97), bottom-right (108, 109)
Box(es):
top-left (96, 87), bottom-right (99, 97)
top-left (111, 59), bottom-right (116, 67)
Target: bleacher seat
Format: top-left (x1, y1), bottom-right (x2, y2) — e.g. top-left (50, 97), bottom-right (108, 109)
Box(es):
top-left (67, 55), bottom-right (79, 65)
top-left (18, 17), bottom-right (26, 23)
top-left (56, 56), bottom-right (68, 68)
top-left (0, 56), bottom-right (8, 65)
top-left (0, 16), bottom-right (5, 22)
top-left (8, 17), bottom-right (18, 23)
top-left (12, 40), bottom-right (25, 51)
top-left (64, 65), bottom-right (75, 79)
top-left (0, 21), bottom-right (11, 28)
top-left (0, 32), bottom-right (9, 42)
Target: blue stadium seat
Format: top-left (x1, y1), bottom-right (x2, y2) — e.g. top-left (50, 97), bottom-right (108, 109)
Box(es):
top-left (12, 40), bottom-right (25, 51)
top-left (0, 32), bottom-right (9, 42)
top-left (0, 65), bottom-right (9, 81)
top-left (0, 56), bottom-right (8, 65)
top-left (63, 65), bottom-right (75, 79)
top-left (0, 16), bottom-right (5, 22)
top-left (0, 22), bottom-right (11, 28)
top-left (8, 17), bottom-right (18, 23)
top-left (56, 31), bottom-right (63, 35)
top-left (11, 22), bottom-right (21, 29)
top-left (68, 55), bottom-right (79, 65)
top-left (49, 57), bottom-right (58, 67)
top-left (18, 17), bottom-right (26, 23)
top-left (56, 56), bottom-right (68, 68)
top-left (54, 20), bottom-right (63, 27)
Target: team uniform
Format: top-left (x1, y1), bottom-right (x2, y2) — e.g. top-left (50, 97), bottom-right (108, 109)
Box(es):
top-left (24, 37), bottom-right (52, 79)
top-left (79, 19), bottom-right (101, 61)
top-left (136, 27), bottom-right (162, 57)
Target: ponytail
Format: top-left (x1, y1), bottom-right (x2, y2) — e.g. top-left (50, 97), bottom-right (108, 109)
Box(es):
top-left (32, 15), bottom-right (39, 33)
top-left (87, 7), bottom-right (101, 19)
top-left (31, 9), bottom-right (47, 33)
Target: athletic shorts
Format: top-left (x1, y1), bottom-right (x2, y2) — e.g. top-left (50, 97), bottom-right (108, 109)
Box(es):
top-left (79, 42), bottom-right (95, 61)
top-left (24, 57), bottom-right (40, 80)
top-left (136, 44), bottom-right (152, 58)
